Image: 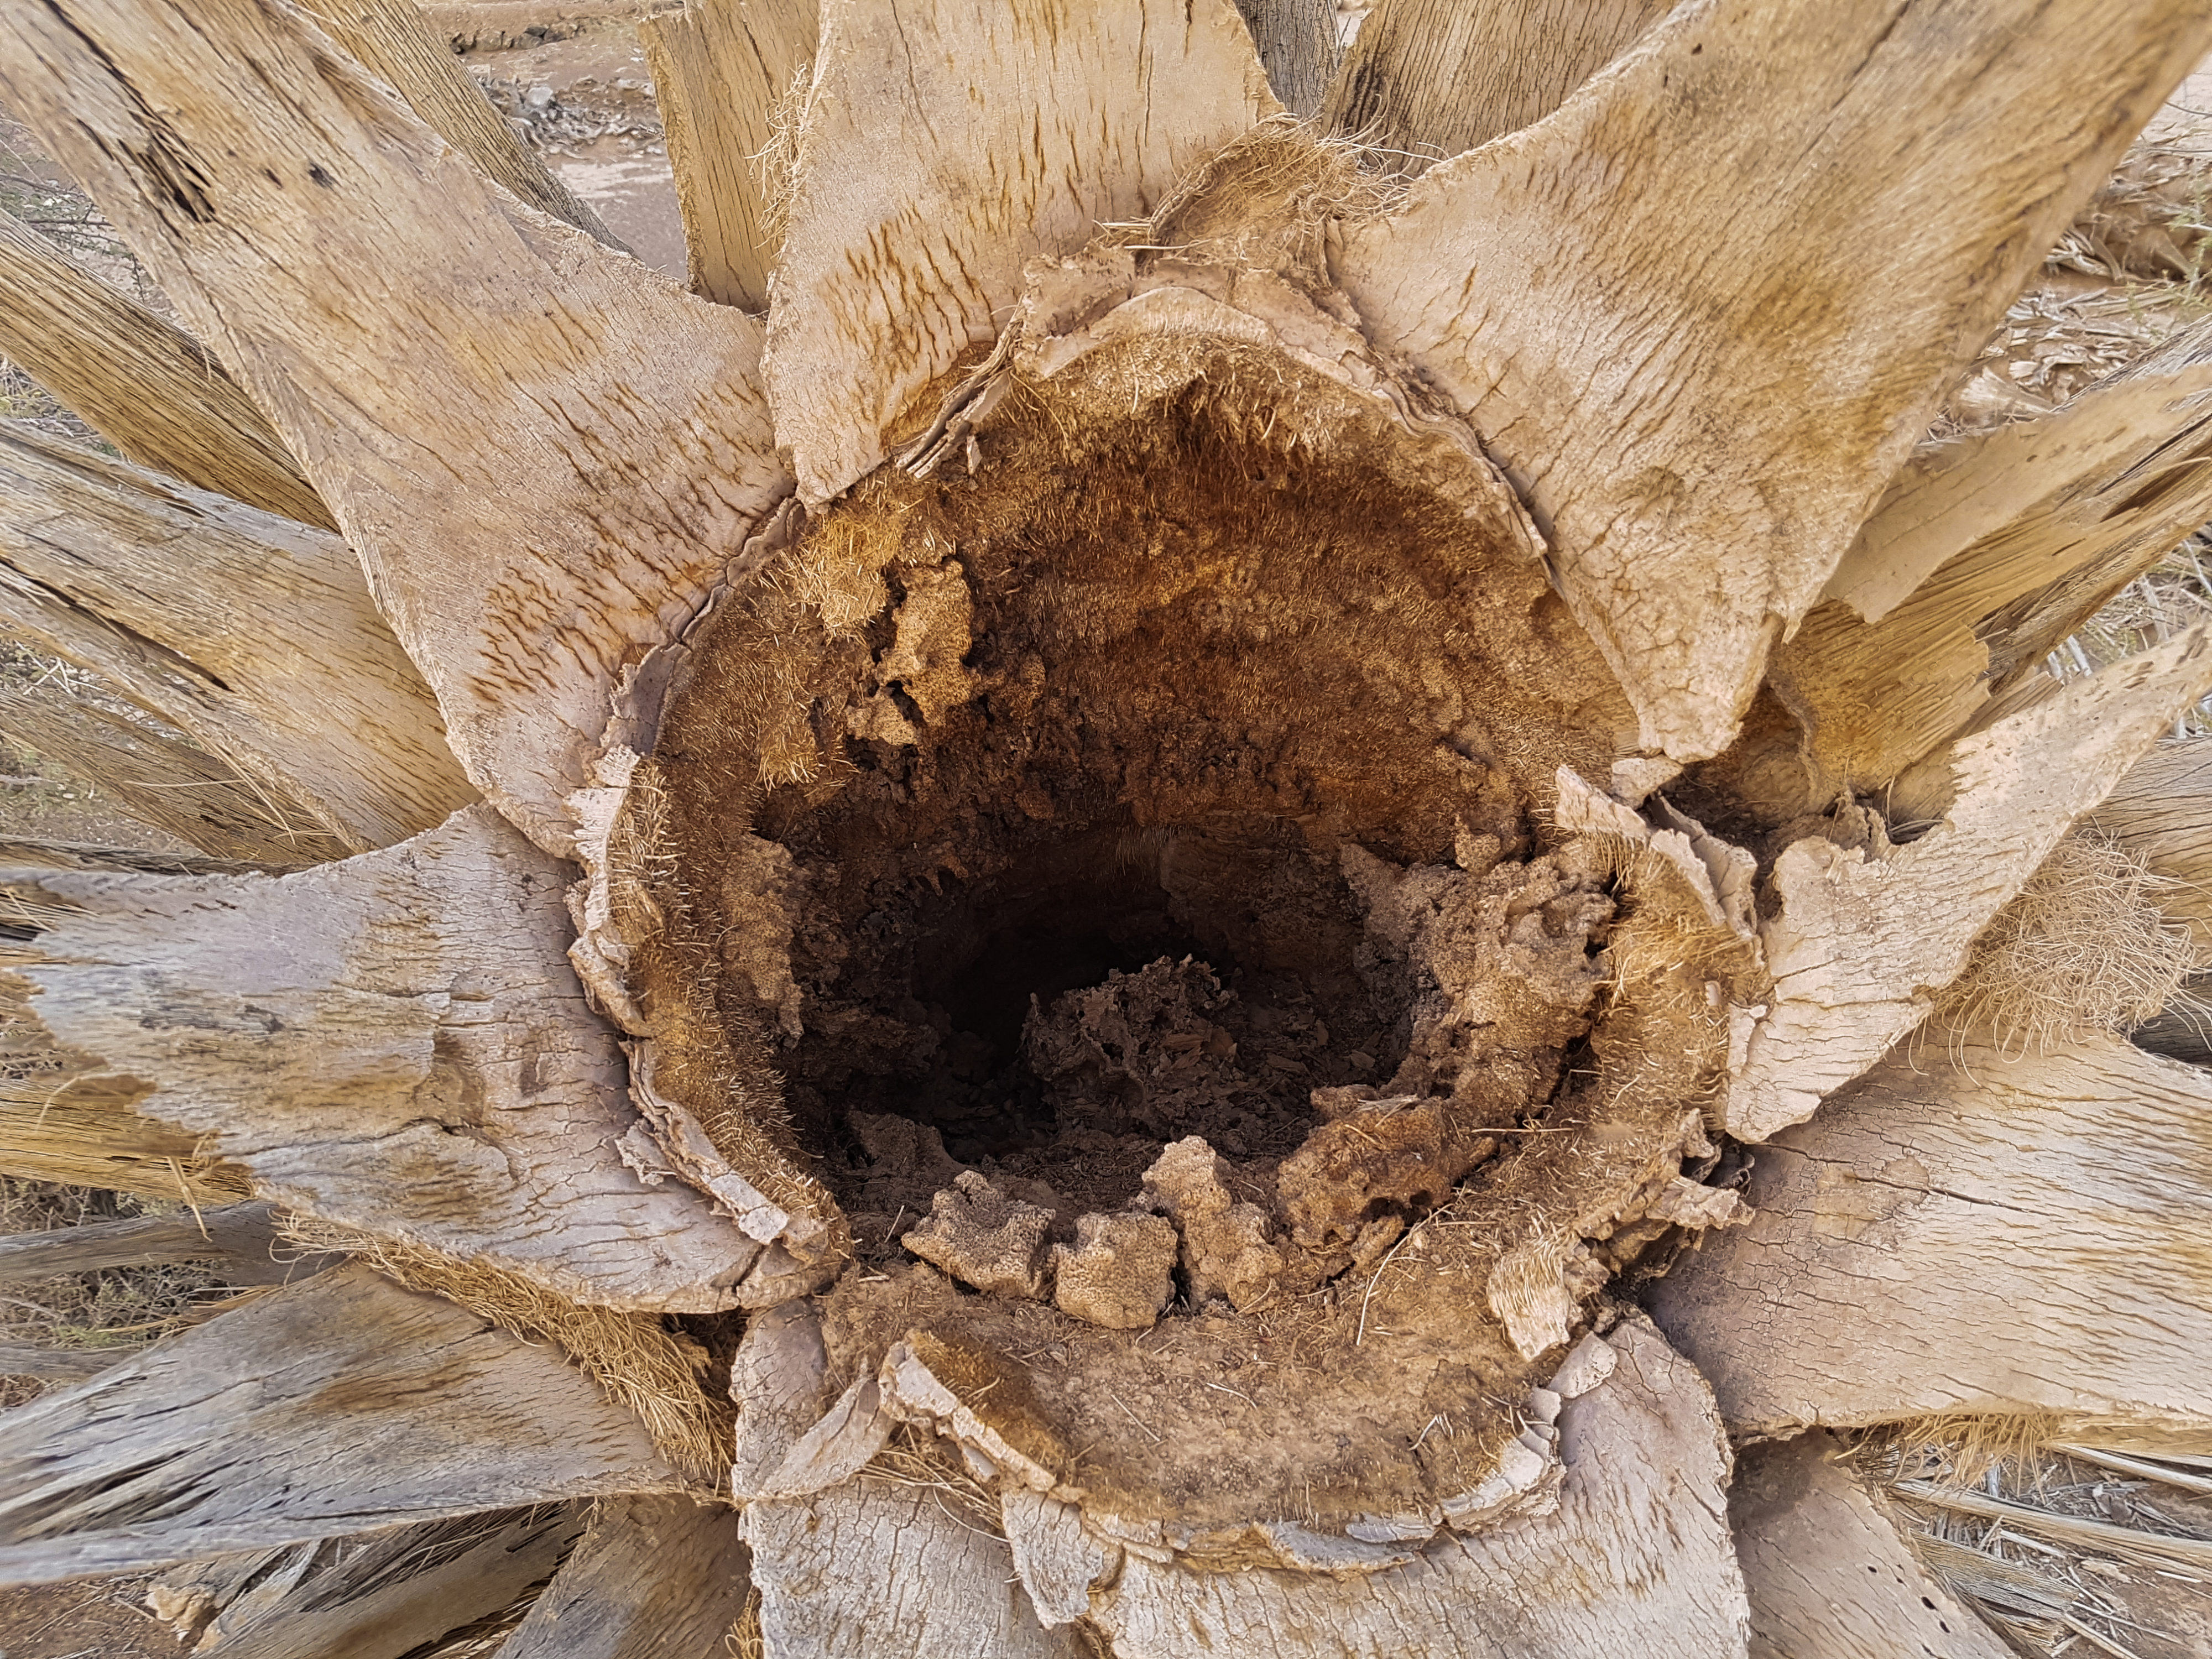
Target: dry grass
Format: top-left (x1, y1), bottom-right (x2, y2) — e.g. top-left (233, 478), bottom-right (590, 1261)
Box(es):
top-left (1861, 1417), bottom-right (2212, 1658)
top-left (0, 1176), bottom-right (233, 1409)
top-left (1933, 831), bottom-right (2205, 1058)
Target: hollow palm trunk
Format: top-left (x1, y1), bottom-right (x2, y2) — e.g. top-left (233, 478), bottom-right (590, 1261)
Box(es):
top-left (3, 0), bottom-right (2212, 1653)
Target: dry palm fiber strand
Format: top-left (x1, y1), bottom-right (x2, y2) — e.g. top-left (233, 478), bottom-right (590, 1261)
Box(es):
top-left (1931, 830), bottom-right (2202, 1057)
top-left (279, 1214), bottom-right (732, 1484)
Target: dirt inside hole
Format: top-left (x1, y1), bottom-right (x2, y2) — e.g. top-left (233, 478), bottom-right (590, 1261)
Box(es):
top-left (628, 342), bottom-right (1742, 1523)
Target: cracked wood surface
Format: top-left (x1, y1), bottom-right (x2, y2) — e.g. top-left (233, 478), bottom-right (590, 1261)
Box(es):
top-left (1, 806), bottom-right (761, 1311)
top-left (1322, 0), bottom-right (1670, 169)
top-left (0, 0), bottom-right (791, 857)
top-left (0, 207), bottom-right (333, 531)
top-left (743, 1479), bottom-right (1084, 1659)
top-left (764, 0), bottom-right (1277, 504)
top-left (0, 1264), bottom-right (683, 1587)
top-left (1727, 629), bottom-right (2212, 1141)
top-left (1731, 1431), bottom-right (2010, 1659)
top-left (1338, 0), bottom-right (2212, 764)
top-left (0, 427), bottom-right (476, 855)
top-left (499, 1494), bottom-right (752, 1659)
top-left (1653, 1035), bottom-right (2212, 1438)
top-left (639, 0), bottom-right (819, 311)
top-left (1024, 1316), bottom-right (1747, 1658)
top-left (1775, 316), bottom-right (2212, 798)
top-left (293, 0), bottom-right (621, 246)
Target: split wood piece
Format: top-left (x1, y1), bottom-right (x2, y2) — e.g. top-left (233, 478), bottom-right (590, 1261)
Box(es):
top-left (1653, 1034), bottom-right (2212, 1439)
top-left (1725, 628), bottom-right (2212, 1142)
top-left (1773, 317), bottom-right (2212, 798)
top-left (0, 692), bottom-right (336, 867)
top-left (1232, 0), bottom-right (1340, 119)
top-left (0, 1262), bottom-right (685, 1586)
top-left (165, 1508), bottom-right (585, 1659)
top-left (1003, 1315), bottom-right (1748, 1658)
top-left (0, 428), bottom-right (477, 854)
top-left (0, 0), bottom-right (791, 858)
top-left (763, 0), bottom-right (1279, 504)
top-left (421, 1), bottom-right (653, 52)
top-left (2094, 737), bottom-right (2212, 942)
top-left (0, 1199), bottom-right (303, 1285)
top-left (2, 805), bottom-right (764, 1312)
top-left (743, 1479), bottom-right (1083, 1658)
top-left (1731, 1431), bottom-right (2010, 1659)
top-left (1322, 0), bottom-right (1671, 170)
top-left (0, 208), bottom-right (333, 531)
top-left (638, 0), bottom-right (819, 312)
top-left (0, 1343), bottom-right (134, 1382)
top-left (0, 837), bottom-right (278, 876)
top-left (1338, 0), bottom-right (2212, 765)
top-left (291, 0), bottom-right (622, 247)
top-left (0, 1021), bottom-right (248, 1203)
top-left (498, 1495), bottom-right (750, 1659)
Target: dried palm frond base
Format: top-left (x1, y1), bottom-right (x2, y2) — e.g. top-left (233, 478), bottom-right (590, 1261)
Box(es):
top-left (279, 1215), bottom-right (734, 1485)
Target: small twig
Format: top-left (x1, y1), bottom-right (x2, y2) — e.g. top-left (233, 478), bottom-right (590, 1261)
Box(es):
top-left (1109, 1390), bottom-right (1162, 1443)
top-left (1355, 1215), bottom-right (1433, 1347)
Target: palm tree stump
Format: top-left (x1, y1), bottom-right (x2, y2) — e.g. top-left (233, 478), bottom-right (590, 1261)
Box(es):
top-left (3, 0), bottom-right (2212, 1652)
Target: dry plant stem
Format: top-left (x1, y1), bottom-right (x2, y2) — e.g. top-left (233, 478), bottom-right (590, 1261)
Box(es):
top-left (1655, 1034), bottom-right (2212, 1438)
top-left (763, 0), bottom-right (1279, 503)
top-left (0, 427), bottom-right (478, 854)
top-left (0, 207), bottom-right (333, 530)
top-left (1894, 1481), bottom-right (2212, 1573)
top-left (283, 1215), bottom-right (736, 1486)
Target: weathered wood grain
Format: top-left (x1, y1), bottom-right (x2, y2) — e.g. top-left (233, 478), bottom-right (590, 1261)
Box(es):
top-left (293, 0), bottom-right (620, 246)
top-left (639, 0), bottom-right (818, 312)
top-left (1776, 317), bottom-right (2212, 797)
top-left (0, 0), bottom-right (791, 856)
top-left (1037, 1316), bottom-right (1749, 1658)
top-left (185, 1508), bottom-right (585, 1659)
top-left (0, 1200), bottom-right (301, 1284)
top-left (1653, 1035), bottom-right (2212, 1438)
top-left (1731, 1432), bottom-right (2011, 1659)
top-left (1726, 629), bottom-right (2212, 1141)
top-left (744, 1479), bottom-right (1083, 1658)
top-left (1323, 0), bottom-right (1669, 167)
top-left (2094, 737), bottom-right (2212, 944)
top-left (3, 806), bottom-right (762, 1312)
top-left (1339, 0), bottom-right (2212, 764)
top-left (1233, 0), bottom-right (1340, 118)
top-left (764, 0), bottom-right (1277, 504)
top-left (0, 1342), bottom-right (135, 1381)
top-left (0, 1264), bottom-right (684, 1585)
top-left (0, 428), bottom-right (477, 854)
top-left (0, 691), bottom-right (335, 866)
top-left (498, 1495), bottom-right (752, 1658)
top-left (0, 207), bottom-right (333, 530)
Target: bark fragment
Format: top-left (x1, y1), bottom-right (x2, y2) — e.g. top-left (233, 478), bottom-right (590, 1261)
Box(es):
top-left (1050, 1211), bottom-right (1178, 1331)
top-left (901, 1170), bottom-right (1054, 1299)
